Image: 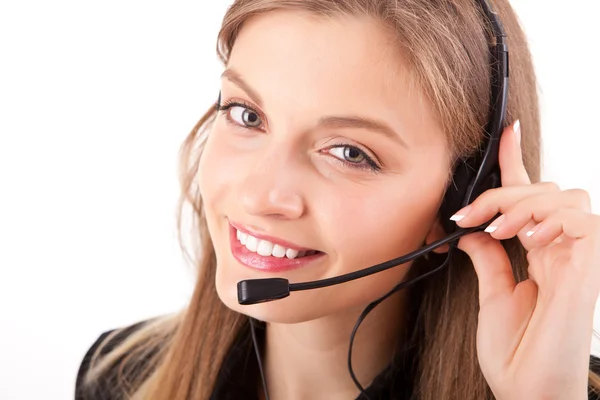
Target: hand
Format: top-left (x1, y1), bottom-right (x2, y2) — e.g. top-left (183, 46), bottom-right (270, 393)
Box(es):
top-left (451, 121), bottom-right (600, 400)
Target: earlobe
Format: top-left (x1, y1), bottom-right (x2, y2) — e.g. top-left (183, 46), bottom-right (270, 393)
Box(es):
top-left (425, 217), bottom-right (450, 254)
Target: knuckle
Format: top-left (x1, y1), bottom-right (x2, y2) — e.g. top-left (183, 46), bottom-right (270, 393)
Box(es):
top-left (539, 181), bottom-right (561, 192)
top-left (550, 208), bottom-right (567, 219)
top-left (472, 188), bottom-right (496, 209)
top-left (566, 188), bottom-right (592, 210)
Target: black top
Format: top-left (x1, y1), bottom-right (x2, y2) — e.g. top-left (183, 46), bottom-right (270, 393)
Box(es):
top-left (76, 319), bottom-right (600, 400)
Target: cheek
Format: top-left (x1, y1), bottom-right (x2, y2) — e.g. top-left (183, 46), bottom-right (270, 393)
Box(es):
top-left (197, 128), bottom-right (242, 265)
top-left (322, 188), bottom-right (439, 272)
top-left (288, 182), bottom-right (444, 317)
top-left (198, 127), bottom-right (242, 211)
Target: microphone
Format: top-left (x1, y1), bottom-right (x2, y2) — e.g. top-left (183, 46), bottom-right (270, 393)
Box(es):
top-left (237, 219), bottom-right (495, 305)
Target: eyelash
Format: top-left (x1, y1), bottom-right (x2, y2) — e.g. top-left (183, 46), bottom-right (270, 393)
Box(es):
top-left (215, 99), bottom-right (382, 173)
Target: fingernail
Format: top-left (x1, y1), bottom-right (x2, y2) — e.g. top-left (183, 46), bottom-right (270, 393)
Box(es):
top-left (484, 214), bottom-right (505, 233)
top-left (526, 222), bottom-right (539, 237)
top-left (514, 119), bottom-right (521, 145)
top-left (450, 205), bottom-right (472, 221)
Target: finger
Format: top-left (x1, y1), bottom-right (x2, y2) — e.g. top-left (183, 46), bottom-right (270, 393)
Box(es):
top-left (517, 221), bottom-right (538, 251)
top-left (482, 188), bottom-right (593, 241)
top-left (451, 182), bottom-right (561, 227)
top-left (526, 209), bottom-right (599, 242)
top-left (499, 120), bottom-right (531, 187)
top-left (457, 231), bottom-right (516, 306)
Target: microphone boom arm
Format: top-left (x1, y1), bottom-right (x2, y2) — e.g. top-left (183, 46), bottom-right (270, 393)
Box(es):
top-left (238, 219), bottom-right (494, 305)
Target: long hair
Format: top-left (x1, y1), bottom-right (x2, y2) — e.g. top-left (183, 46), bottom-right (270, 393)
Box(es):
top-left (79, 1), bottom-right (600, 399)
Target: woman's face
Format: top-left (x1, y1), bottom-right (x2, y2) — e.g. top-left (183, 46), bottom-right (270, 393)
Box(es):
top-left (199, 11), bottom-right (450, 323)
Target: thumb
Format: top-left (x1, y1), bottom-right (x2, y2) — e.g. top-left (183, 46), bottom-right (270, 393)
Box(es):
top-left (457, 232), bottom-right (516, 306)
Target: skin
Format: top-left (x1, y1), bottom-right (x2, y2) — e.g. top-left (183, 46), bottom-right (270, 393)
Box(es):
top-left (198, 10), bottom-right (600, 400)
top-left (456, 121), bottom-right (600, 400)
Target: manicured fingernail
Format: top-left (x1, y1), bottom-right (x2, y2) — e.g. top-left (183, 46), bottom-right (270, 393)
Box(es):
top-left (484, 214), bottom-right (505, 233)
top-left (526, 222), bottom-right (539, 237)
top-left (450, 205), bottom-right (472, 221)
top-left (514, 119), bottom-right (521, 145)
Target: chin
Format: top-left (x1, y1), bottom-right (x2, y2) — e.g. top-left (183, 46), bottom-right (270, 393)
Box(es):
top-left (215, 269), bottom-right (353, 324)
top-left (212, 248), bottom-right (406, 325)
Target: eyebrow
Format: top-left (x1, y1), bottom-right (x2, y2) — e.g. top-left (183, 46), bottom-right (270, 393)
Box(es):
top-left (221, 69), bottom-right (264, 108)
top-left (317, 116), bottom-right (408, 149)
top-left (221, 68), bottom-right (409, 149)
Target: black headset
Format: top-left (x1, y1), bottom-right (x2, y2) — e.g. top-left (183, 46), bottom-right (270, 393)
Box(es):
top-left (226, 0), bottom-right (509, 398)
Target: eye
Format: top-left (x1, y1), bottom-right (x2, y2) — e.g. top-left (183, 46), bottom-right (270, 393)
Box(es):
top-left (216, 100), bottom-right (263, 129)
top-left (329, 146), bottom-right (365, 164)
top-left (231, 105), bottom-right (262, 128)
top-left (325, 144), bottom-right (381, 172)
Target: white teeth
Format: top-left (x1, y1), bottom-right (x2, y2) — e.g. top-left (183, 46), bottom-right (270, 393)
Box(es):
top-left (285, 248), bottom-right (299, 259)
top-left (272, 244), bottom-right (287, 258)
top-left (257, 240), bottom-right (274, 256)
top-left (245, 236), bottom-right (258, 252)
top-left (236, 229), bottom-right (314, 259)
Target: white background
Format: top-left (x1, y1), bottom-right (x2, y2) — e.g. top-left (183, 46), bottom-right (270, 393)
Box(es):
top-left (1, 1), bottom-right (599, 399)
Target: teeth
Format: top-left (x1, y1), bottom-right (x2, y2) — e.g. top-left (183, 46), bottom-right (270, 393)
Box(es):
top-left (256, 240), bottom-right (274, 256)
top-left (272, 244), bottom-right (287, 258)
top-left (245, 236), bottom-right (258, 252)
top-left (285, 248), bottom-right (299, 259)
top-left (236, 229), bottom-right (315, 259)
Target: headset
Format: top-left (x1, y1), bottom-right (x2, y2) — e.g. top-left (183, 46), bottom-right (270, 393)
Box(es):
top-left (231, 0), bottom-right (509, 398)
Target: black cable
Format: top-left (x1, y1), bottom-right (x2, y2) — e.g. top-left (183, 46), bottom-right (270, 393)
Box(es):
top-left (250, 317), bottom-right (271, 400)
top-left (237, 224), bottom-right (486, 306)
top-left (347, 248), bottom-right (454, 399)
top-left (249, 248), bottom-right (455, 400)
top-left (289, 226), bottom-right (473, 292)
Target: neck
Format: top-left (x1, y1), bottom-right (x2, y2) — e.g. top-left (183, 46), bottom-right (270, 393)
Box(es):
top-left (261, 290), bottom-right (408, 400)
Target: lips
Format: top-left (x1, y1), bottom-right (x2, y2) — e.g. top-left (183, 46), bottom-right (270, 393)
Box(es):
top-left (230, 221), bottom-right (317, 252)
top-left (228, 221), bottom-right (325, 272)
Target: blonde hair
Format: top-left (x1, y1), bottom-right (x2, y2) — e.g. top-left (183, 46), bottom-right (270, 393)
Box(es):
top-left (78, 1), bottom-right (600, 399)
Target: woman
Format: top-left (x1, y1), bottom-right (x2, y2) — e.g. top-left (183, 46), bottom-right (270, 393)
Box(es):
top-left (75, 0), bottom-right (600, 399)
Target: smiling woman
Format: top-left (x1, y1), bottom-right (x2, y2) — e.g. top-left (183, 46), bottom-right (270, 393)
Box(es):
top-left (75, 1), bottom-right (600, 399)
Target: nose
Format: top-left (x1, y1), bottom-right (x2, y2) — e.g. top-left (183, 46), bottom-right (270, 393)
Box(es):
top-left (238, 147), bottom-right (305, 220)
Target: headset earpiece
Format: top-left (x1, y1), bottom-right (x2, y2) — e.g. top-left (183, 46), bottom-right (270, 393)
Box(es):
top-left (439, 150), bottom-right (502, 236)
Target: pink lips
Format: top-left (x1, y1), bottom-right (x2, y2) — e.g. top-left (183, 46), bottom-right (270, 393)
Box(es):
top-left (229, 222), bottom-right (325, 272)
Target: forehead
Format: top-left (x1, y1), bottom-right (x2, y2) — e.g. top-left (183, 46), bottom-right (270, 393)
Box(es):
top-left (226, 10), bottom-right (444, 146)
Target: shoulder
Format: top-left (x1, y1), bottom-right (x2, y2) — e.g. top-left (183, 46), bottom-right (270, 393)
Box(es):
top-left (75, 320), bottom-right (151, 400)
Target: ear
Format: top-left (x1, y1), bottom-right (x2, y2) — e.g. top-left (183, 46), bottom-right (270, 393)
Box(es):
top-left (425, 216), bottom-right (450, 254)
